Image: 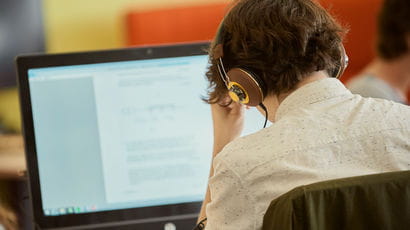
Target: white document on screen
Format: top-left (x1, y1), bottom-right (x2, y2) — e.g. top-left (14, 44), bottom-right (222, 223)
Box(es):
top-left (93, 56), bottom-right (213, 205)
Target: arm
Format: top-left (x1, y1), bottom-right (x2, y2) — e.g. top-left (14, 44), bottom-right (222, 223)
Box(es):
top-left (198, 101), bottom-right (245, 223)
top-left (204, 159), bottom-right (254, 230)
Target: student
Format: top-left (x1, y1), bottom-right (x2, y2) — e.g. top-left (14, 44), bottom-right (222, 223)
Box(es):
top-left (198, 0), bottom-right (410, 229)
top-left (347, 0), bottom-right (410, 104)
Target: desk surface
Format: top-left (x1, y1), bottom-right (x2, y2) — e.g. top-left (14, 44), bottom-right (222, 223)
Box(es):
top-left (0, 134), bottom-right (26, 179)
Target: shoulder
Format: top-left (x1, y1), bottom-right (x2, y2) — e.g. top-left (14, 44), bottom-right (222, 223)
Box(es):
top-left (213, 119), bottom-right (300, 176)
top-left (330, 95), bottom-right (410, 146)
top-left (355, 96), bottom-right (410, 125)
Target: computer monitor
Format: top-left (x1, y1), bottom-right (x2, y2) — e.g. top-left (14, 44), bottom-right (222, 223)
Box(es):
top-left (16, 42), bottom-right (267, 229)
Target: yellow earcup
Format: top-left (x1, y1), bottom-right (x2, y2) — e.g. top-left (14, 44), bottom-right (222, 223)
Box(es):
top-left (228, 81), bottom-right (249, 104)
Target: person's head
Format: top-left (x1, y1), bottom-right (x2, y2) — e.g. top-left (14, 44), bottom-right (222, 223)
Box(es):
top-left (204, 0), bottom-right (346, 105)
top-left (377, 0), bottom-right (410, 60)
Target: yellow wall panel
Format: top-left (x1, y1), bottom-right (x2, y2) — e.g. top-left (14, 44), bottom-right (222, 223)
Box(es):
top-left (44, 0), bottom-right (228, 53)
top-left (0, 89), bottom-right (21, 132)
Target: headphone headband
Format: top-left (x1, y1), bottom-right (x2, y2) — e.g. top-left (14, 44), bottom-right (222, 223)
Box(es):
top-left (213, 21), bottom-right (226, 59)
top-left (334, 45), bottom-right (349, 79)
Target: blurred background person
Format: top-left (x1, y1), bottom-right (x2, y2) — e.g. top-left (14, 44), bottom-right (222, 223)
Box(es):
top-left (347, 0), bottom-right (410, 104)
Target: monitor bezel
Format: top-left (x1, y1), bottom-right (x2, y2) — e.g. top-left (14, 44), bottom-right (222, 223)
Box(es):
top-left (16, 42), bottom-right (210, 229)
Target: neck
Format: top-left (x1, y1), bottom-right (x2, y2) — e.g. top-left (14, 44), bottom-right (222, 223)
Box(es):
top-left (262, 71), bottom-right (329, 122)
top-left (277, 71), bottom-right (329, 104)
top-left (364, 54), bottom-right (410, 98)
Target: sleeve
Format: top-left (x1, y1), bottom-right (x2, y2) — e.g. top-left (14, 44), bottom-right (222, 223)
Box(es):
top-left (205, 159), bottom-right (255, 230)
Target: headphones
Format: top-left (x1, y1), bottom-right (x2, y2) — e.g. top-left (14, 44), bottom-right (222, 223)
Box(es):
top-left (213, 23), bottom-right (267, 107)
top-left (213, 21), bottom-right (349, 107)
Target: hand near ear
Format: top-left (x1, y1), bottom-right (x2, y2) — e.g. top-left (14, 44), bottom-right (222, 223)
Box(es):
top-left (211, 98), bottom-right (245, 157)
top-left (198, 98), bottom-right (246, 223)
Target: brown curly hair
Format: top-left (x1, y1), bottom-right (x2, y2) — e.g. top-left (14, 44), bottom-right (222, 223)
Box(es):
top-left (377, 0), bottom-right (410, 60)
top-left (204, 0), bottom-right (346, 104)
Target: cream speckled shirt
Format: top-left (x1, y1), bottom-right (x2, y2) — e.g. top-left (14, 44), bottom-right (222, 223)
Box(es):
top-left (205, 78), bottom-right (410, 230)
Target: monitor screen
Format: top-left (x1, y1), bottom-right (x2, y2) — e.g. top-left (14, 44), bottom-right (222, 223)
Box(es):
top-left (27, 54), bottom-right (267, 217)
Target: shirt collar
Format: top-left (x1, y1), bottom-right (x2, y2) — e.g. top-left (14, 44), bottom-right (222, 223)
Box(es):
top-left (275, 78), bottom-right (352, 121)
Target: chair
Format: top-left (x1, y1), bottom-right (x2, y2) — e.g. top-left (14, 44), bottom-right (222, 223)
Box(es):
top-left (262, 170), bottom-right (410, 230)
